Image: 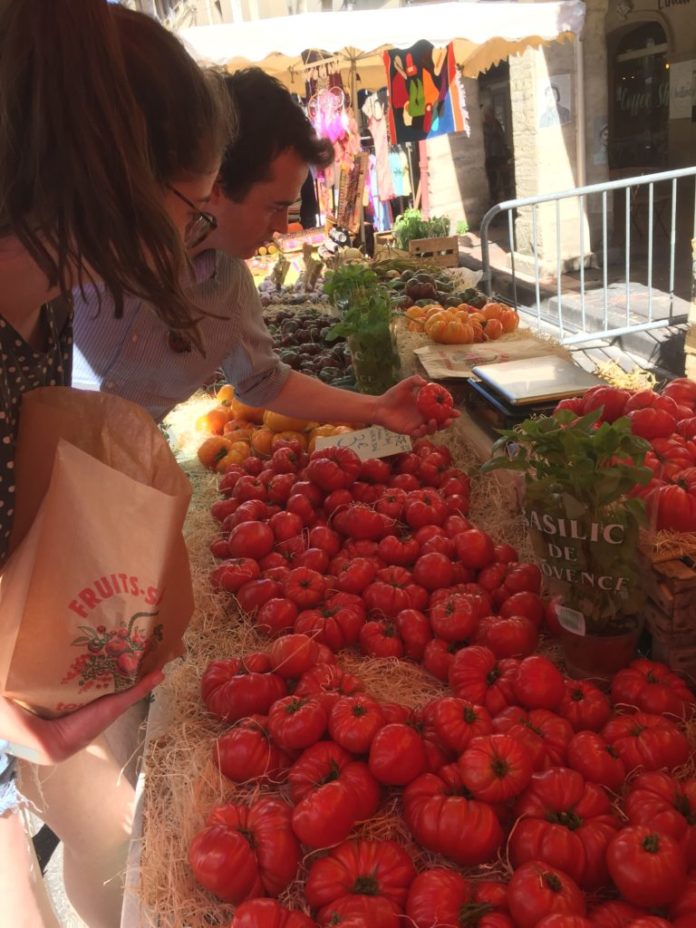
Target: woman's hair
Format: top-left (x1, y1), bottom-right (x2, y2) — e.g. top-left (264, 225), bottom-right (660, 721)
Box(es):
top-left (0, 0), bottom-right (234, 331)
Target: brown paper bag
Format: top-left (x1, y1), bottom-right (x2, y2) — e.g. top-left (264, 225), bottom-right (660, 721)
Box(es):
top-left (0, 388), bottom-right (194, 717)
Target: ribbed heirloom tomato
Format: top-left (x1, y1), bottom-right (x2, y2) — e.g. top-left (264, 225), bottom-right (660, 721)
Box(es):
top-left (304, 839), bottom-right (416, 913)
top-left (611, 658), bottom-right (694, 716)
top-left (510, 766), bottom-right (619, 889)
top-left (188, 797), bottom-right (300, 903)
top-left (625, 772), bottom-right (696, 867)
top-left (506, 861), bottom-right (586, 928)
top-left (415, 382), bottom-right (455, 425)
top-left (492, 706), bottom-right (573, 770)
top-left (558, 678), bottom-right (611, 731)
top-left (369, 722), bottom-right (426, 785)
top-left (329, 695), bottom-right (386, 754)
top-left (406, 869), bottom-right (513, 928)
top-left (459, 733), bottom-right (533, 802)
top-left (230, 899), bottom-right (316, 928)
top-left (201, 653), bottom-right (287, 722)
top-left (403, 765), bottom-right (504, 866)
top-left (214, 716), bottom-right (292, 783)
top-left (601, 712), bottom-right (690, 772)
top-left (267, 696), bottom-right (327, 752)
top-left (606, 825), bottom-right (688, 907)
top-left (566, 731), bottom-right (627, 791)
top-left (426, 696), bottom-right (493, 754)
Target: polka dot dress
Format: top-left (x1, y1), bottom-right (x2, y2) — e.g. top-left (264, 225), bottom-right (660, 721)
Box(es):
top-left (0, 302), bottom-right (73, 565)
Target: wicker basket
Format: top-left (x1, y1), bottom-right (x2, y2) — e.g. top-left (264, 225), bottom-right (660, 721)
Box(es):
top-left (644, 541), bottom-right (696, 679)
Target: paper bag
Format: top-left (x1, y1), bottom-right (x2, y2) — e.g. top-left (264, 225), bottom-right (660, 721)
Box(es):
top-left (0, 388), bottom-right (194, 717)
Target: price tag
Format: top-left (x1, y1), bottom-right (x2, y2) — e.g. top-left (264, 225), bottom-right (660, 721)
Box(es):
top-left (314, 426), bottom-right (412, 461)
top-left (556, 605), bottom-right (586, 637)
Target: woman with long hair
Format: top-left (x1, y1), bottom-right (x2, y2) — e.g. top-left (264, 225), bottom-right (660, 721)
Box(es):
top-left (0, 3), bottom-right (233, 925)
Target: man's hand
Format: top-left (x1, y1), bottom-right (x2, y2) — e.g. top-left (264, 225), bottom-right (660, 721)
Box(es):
top-left (374, 375), bottom-right (460, 438)
top-left (0, 669), bottom-right (164, 765)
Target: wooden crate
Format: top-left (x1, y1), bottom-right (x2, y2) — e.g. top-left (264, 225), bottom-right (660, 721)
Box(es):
top-left (643, 546), bottom-right (696, 678)
top-left (408, 235), bottom-right (460, 267)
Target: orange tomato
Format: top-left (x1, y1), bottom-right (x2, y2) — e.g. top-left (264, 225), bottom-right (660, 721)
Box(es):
top-left (224, 427), bottom-right (254, 443)
top-left (216, 441), bottom-right (251, 473)
top-left (470, 321), bottom-right (485, 343)
top-left (195, 405), bottom-right (233, 435)
top-left (271, 430), bottom-right (307, 452)
top-left (263, 410), bottom-right (313, 433)
top-left (482, 302), bottom-right (507, 321)
top-left (500, 308), bottom-right (520, 333)
top-left (229, 396), bottom-right (265, 423)
top-left (484, 318), bottom-right (504, 340)
top-left (197, 436), bottom-right (233, 469)
top-left (250, 426), bottom-right (275, 457)
top-left (216, 384), bottom-right (235, 405)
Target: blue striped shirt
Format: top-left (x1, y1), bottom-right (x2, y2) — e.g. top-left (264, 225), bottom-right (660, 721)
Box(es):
top-left (72, 250), bottom-right (290, 421)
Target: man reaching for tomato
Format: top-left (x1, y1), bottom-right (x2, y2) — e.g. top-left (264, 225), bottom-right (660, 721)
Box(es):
top-left (71, 68), bottom-right (457, 438)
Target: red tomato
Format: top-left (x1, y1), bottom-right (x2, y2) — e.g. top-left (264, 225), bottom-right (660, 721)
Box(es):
top-left (555, 397), bottom-right (584, 416)
top-left (611, 658), bottom-right (694, 716)
top-left (291, 779), bottom-right (357, 849)
top-left (295, 603), bottom-right (364, 651)
top-left (406, 868), bottom-right (513, 928)
top-left (494, 542), bottom-right (518, 563)
top-left (230, 899), bottom-right (315, 928)
top-left (375, 487), bottom-right (408, 520)
top-left (493, 706), bottom-right (573, 770)
top-left (459, 733), bottom-right (533, 802)
top-left (662, 378), bottom-right (696, 409)
top-left (304, 839), bottom-right (416, 911)
top-left (558, 679), bottom-right (611, 731)
top-left (648, 478), bottom-right (696, 532)
top-left (625, 772), bottom-right (696, 868)
top-left (232, 474), bottom-right (268, 502)
top-left (282, 566), bottom-right (326, 607)
top-left (329, 695), bottom-right (386, 754)
top-left (403, 766), bottom-right (504, 866)
top-left (510, 766), bottom-right (619, 889)
top-left (201, 654), bottom-right (287, 721)
top-left (364, 580), bottom-right (411, 617)
top-left (214, 717), bottom-right (292, 783)
top-left (416, 382), bottom-right (455, 425)
top-left (212, 557), bottom-right (260, 593)
top-left (189, 797), bottom-right (300, 903)
top-left (294, 664), bottom-right (363, 711)
top-left (507, 861), bottom-right (586, 928)
top-left (628, 407), bottom-right (677, 440)
top-left (316, 895), bottom-right (401, 928)
top-left (453, 528), bottom-right (496, 568)
top-left (426, 696), bottom-right (493, 753)
top-left (430, 592), bottom-right (479, 642)
top-left (395, 608), bottom-right (433, 661)
top-left (306, 446), bottom-right (361, 491)
top-left (606, 826), bottom-right (687, 907)
top-left (308, 524), bottom-right (341, 557)
top-left (601, 712), bottom-right (690, 772)
top-left (403, 488), bottom-right (449, 528)
top-left (566, 731), bottom-right (627, 792)
top-left (449, 646), bottom-right (519, 716)
top-left (582, 386), bottom-right (629, 422)
top-left (336, 557), bottom-right (377, 594)
top-left (513, 655), bottom-right (565, 710)
top-left (499, 591), bottom-right (545, 626)
top-left (256, 597), bottom-right (298, 637)
top-left (423, 638), bottom-right (460, 682)
top-left (536, 917), bottom-right (591, 928)
top-left (211, 497), bottom-right (239, 522)
top-left (359, 619), bottom-right (405, 658)
top-left (237, 577), bottom-right (282, 613)
top-left (588, 900), bottom-right (645, 928)
top-left (475, 615), bottom-right (539, 659)
top-left (269, 633), bottom-right (319, 678)
top-left (368, 723), bottom-right (426, 785)
top-left (411, 551), bottom-right (454, 590)
top-left (267, 695), bottom-right (327, 752)
top-left (228, 520), bottom-right (275, 559)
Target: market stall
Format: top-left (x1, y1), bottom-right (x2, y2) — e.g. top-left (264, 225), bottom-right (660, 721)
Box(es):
top-left (118, 246), bottom-right (696, 927)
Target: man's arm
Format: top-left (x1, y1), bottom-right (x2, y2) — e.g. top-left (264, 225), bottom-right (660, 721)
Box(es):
top-left (266, 370), bottom-right (458, 438)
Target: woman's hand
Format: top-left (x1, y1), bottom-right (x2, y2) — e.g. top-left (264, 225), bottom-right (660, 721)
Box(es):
top-left (375, 375), bottom-right (460, 438)
top-left (0, 669), bottom-right (163, 765)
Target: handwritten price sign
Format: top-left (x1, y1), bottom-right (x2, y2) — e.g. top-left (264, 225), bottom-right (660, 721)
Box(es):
top-left (314, 426), bottom-right (412, 460)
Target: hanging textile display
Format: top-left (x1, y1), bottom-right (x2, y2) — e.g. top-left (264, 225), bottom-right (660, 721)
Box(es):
top-left (361, 89), bottom-right (396, 202)
top-left (383, 40), bottom-right (468, 145)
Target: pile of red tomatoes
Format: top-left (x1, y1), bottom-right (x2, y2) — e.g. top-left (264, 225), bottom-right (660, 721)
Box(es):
top-left (556, 378), bottom-right (696, 532)
top-left (190, 439), bottom-right (696, 927)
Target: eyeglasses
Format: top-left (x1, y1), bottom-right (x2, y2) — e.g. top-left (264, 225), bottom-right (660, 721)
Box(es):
top-left (166, 184), bottom-right (218, 250)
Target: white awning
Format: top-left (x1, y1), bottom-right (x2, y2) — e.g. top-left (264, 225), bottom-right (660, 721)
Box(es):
top-left (178, 0), bottom-right (586, 86)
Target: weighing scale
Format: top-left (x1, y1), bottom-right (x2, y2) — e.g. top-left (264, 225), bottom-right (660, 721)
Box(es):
top-left (463, 355), bottom-right (603, 433)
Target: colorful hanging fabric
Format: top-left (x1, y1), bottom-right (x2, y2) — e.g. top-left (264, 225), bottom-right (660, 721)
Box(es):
top-left (383, 40), bottom-right (467, 145)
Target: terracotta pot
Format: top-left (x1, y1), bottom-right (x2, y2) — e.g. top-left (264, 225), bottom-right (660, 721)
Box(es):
top-left (559, 622), bottom-right (641, 681)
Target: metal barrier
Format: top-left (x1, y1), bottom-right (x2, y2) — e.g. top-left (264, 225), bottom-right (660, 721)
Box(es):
top-left (479, 165), bottom-right (696, 346)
